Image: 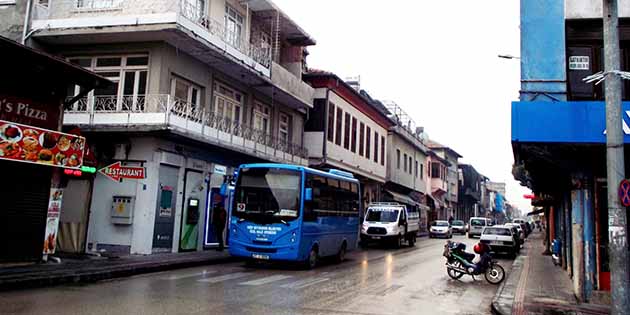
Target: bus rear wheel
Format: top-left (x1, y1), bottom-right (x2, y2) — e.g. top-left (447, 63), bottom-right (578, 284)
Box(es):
top-left (336, 242), bottom-right (347, 263)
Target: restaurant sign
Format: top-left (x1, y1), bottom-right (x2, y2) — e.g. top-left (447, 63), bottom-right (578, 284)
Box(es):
top-left (0, 120), bottom-right (85, 169)
top-left (0, 95), bottom-right (60, 130)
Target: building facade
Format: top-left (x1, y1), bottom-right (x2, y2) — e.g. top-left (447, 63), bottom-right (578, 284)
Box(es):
top-left (382, 101), bottom-right (430, 233)
top-left (426, 141), bottom-right (461, 221)
top-left (457, 164), bottom-right (484, 222)
top-left (6, 0), bottom-right (317, 256)
top-left (303, 72), bottom-right (393, 211)
top-left (511, 0), bottom-right (630, 302)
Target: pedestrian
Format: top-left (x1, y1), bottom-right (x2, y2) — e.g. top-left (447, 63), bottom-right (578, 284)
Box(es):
top-left (212, 203), bottom-right (227, 251)
top-left (448, 216), bottom-right (454, 225)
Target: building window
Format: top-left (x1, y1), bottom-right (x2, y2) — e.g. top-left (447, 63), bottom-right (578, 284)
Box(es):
top-left (403, 153), bottom-right (407, 172)
top-left (335, 108), bottom-right (343, 146)
top-left (68, 55), bottom-right (149, 112)
top-left (171, 76), bottom-right (201, 117)
top-left (279, 112), bottom-right (292, 143)
top-left (351, 117), bottom-right (357, 153)
top-left (373, 131), bottom-right (379, 163)
top-left (181, 0), bottom-right (206, 20)
top-left (253, 101), bottom-right (271, 133)
top-left (76, 0), bottom-right (123, 11)
top-left (359, 123), bottom-right (365, 156)
top-left (415, 160), bottom-right (418, 177)
top-left (213, 82), bottom-right (243, 123)
top-left (420, 163), bottom-right (424, 179)
top-left (327, 103), bottom-right (335, 142)
top-left (225, 4), bottom-right (244, 48)
top-left (396, 149), bottom-right (401, 169)
top-left (344, 113), bottom-right (351, 149)
top-left (409, 156), bottom-right (413, 175)
top-left (366, 126), bottom-right (371, 160)
top-left (431, 162), bottom-right (441, 179)
top-left (380, 136), bottom-right (385, 166)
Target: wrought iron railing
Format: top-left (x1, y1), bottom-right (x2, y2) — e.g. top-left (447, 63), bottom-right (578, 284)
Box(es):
top-left (65, 94), bottom-right (307, 158)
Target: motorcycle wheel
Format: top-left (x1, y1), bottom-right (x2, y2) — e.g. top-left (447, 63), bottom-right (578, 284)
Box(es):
top-left (485, 263), bottom-right (505, 285)
top-left (447, 261), bottom-right (465, 280)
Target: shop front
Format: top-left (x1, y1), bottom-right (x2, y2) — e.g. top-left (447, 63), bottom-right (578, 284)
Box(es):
top-left (0, 36), bottom-right (109, 262)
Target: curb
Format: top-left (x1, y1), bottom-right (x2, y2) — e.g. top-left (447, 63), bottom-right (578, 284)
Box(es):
top-left (491, 253), bottom-right (526, 315)
top-left (0, 255), bottom-right (236, 291)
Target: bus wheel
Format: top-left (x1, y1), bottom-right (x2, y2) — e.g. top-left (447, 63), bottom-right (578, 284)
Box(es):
top-left (336, 242), bottom-right (347, 263)
top-left (305, 247), bottom-right (318, 269)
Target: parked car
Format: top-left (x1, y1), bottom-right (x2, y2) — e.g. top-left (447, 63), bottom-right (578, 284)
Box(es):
top-left (480, 225), bottom-right (519, 258)
top-left (451, 220), bottom-right (466, 235)
top-left (429, 220), bottom-right (453, 238)
top-left (513, 218), bottom-right (530, 237)
top-left (360, 202), bottom-right (420, 248)
top-left (468, 217), bottom-right (490, 238)
top-left (505, 223), bottom-right (525, 245)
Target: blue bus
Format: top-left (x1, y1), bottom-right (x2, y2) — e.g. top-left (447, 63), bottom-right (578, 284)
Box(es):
top-left (228, 163), bottom-right (361, 268)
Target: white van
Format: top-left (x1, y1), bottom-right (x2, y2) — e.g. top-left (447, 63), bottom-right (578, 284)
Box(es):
top-left (468, 217), bottom-right (490, 238)
top-left (360, 203), bottom-right (420, 248)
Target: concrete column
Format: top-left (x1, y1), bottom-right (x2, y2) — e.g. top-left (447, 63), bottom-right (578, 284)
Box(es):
top-left (583, 186), bottom-right (596, 300)
top-left (571, 189), bottom-right (585, 301)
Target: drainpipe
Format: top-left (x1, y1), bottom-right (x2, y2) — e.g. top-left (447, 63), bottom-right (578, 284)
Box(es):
top-left (321, 88), bottom-right (330, 165)
top-left (22, 0), bottom-right (33, 45)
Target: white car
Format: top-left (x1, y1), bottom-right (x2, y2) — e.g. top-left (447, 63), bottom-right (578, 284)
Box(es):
top-left (360, 203), bottom-right (420, 248)
top-left (429, 220), bottom-right (452, 238)
top-left (480, 226), bottom-right (518, 258)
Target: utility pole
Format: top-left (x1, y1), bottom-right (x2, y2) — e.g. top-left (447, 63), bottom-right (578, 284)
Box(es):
top-left (602, 0), bottom-right (629, 313)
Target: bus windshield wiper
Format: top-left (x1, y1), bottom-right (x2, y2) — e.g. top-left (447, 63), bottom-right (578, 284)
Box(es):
top-left (237, 218), bottom-right (246, 223)
top-left (279, 219), bottom-right (289, 226)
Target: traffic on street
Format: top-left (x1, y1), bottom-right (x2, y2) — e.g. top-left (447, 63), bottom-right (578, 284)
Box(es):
top-left (0, 235), bottom-right (514, 315)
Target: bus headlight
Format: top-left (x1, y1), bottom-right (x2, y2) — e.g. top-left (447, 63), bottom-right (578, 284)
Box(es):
top-left (291, 231), bottom-right (296, 243)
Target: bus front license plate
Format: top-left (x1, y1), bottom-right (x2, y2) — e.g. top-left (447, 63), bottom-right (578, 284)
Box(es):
top-left (252, 254), bottom-right (270, 260)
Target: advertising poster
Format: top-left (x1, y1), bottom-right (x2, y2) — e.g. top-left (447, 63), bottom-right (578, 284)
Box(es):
top-left (43, 188), bottom-right (63, 255)
top-left (0, 120), bottom-right (85, 169)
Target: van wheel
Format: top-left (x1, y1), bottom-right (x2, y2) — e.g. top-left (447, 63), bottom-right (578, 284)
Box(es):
top-left (394, 234), bottom-right (404, 249)
top-left (336, 242), bottom-right (347, 263)
top-left (409, 234), bottom-right (416, 247)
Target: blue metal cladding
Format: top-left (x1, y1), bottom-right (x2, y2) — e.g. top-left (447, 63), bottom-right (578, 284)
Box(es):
top-left (520, 0), bottom-right (567, 102)
top-left (512, 101), bottom-right (630, 143)
top-left (583, 189), bottom-right (596, 299)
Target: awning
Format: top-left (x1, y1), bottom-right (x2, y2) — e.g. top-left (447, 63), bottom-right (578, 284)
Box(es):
top-left (527, 208), bottom-right (546, 216)
top-left (384, 190), bottom-right (420, 207)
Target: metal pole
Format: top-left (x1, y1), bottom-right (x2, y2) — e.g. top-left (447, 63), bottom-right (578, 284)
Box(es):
top-left (603, 0), bottom-right (629, 313)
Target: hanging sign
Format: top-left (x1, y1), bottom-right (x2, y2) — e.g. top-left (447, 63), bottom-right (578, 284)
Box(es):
top-left (568, 56), bottom-right (589, 70)
top-left (43, 188), bottom-right (63, 255)
top-left (0, 120), bottom-right (85, 169)
top-left (619, 179), bottom-right (630, 207)
top-left (99, 161), bottom-right (146, 182)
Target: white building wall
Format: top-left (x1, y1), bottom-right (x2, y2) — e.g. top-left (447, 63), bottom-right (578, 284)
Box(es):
top-left (325, 90), bottom-right (387, 182)
top-left (387, 133), bottom-right (427, 194)
top-left (566, 0), bottom-right (630, 19)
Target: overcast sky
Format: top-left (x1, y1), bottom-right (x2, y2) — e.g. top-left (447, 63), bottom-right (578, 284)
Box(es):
top-left (273, 0), bottom-right (532, 212)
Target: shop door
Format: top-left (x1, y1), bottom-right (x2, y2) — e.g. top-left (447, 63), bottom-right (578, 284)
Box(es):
top-left (153, 165), bottom-right (179, 252)
top-left (58, 179), bottom-right (92, 254)
top-left (179, 170), bottom-right (206, 251)
top-left (0, 162), bottom-right (52, 261)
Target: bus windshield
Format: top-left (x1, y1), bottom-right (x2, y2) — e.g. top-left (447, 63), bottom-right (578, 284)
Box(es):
top-left (365, 209), bottom-right (399, 222)
top-left (233, 167), bottom-right (301, 223)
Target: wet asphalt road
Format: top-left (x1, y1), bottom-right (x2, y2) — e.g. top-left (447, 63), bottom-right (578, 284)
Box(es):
top-left (0, 235), bottom-right (513, 315)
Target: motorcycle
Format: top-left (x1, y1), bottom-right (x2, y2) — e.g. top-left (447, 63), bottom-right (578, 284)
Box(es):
top-left (443, 241), bottom-right (505, 285)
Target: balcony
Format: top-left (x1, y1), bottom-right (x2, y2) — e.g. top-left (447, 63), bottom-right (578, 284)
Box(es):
top-left (64, 94), bottom-right (308, 164)
top-left (32, 0), bottom-right (271, 75)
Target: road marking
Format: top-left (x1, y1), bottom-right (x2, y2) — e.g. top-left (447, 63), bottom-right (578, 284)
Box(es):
top-left (280, 277), bottom-right (330, 289)
top-left (161, 270), bottom-right (217, 280)
top-left (239, 274), bottom-right (293, 286)
top-left (197, 272), bottom-right (250, 284)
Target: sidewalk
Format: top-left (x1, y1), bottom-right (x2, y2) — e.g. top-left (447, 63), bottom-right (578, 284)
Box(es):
top-left (0, 250), bottom-right (232, 291)
top-left (492, 232), bottom-right (611, 315)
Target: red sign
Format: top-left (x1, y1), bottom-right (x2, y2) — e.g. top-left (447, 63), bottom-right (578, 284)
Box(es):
top-left (0, 95), bottom-right (60, 130)
top-left (0, 120), bottom-right (85, 169)
top-left (619, 179), bottom-right (630, 207)
top-left (99, 161), bottom-right (146, 182)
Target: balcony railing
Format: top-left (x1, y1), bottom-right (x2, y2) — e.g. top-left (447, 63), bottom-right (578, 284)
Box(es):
top-left (65, 94), bottom-right (308, 159)
top-left (34, 0), bottom-right (271, 69)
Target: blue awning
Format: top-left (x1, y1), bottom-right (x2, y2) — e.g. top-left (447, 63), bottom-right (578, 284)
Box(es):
top-left (512, 101), bottom-right (630, 144)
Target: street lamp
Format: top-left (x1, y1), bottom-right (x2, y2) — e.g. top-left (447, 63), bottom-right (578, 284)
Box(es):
top-left (498, 54), bottom-right (520, 60)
